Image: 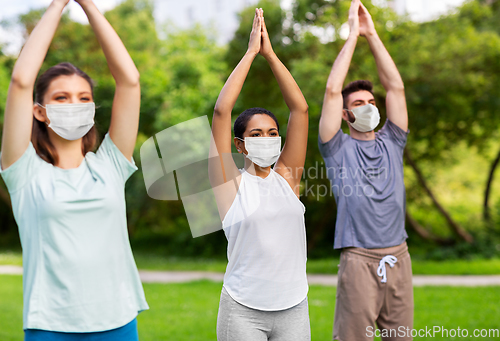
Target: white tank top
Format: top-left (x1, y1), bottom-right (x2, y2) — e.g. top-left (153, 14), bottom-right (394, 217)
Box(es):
top-left (222, 168), bottom-right (308, 311)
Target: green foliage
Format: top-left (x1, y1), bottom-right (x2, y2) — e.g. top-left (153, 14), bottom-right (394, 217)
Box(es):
top-left (227, 0), bottom-right (290, 118)
top-left (0, 0), bottom-right (229, 256)
top-left (2, 249), bottom-right (500, 274)
top-left (2, 0), bottom-right (500, 257)
top-left (0, 56), bottom-right (12, 123)
top-left (125, 25), bottom-right (227, 257)
top-left (228, 0), bottom-right (500, 255)
top-left (153, 26), bottom-right (226, 129)
top-left (397, 11), bottom-right (500, 159)
top-left (1, 276), bottom-right (500, 340)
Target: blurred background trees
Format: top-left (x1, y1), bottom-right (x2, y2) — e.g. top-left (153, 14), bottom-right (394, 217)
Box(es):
top-left (1, 0), bottom-right (500, 259)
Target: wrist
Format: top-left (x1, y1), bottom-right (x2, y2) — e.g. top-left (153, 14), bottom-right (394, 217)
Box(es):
top-left (263, 51), bottom-right (277, 62)
top-left (364, 30), bottom-right (378, 39)
top-left (245, 50), bottom-right (259, 58)
top-left (50, 1), bottom-right (67, 11)
top-left (79, 1), bottom-right (97, 13)
top-left (348, 32), bottom-right (359, 40)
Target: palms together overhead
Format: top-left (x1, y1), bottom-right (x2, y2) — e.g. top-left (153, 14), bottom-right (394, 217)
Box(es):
top-left (348, 0), bottom-right (376, 37)
top-left (259, 9), bottom-right (274, 58)
top-left (74, 0), bottom-right (93, 6)
top-left (248, 8), bottom-right (262, 55)
top-left (358, 2), bottom-right (376, 36)
top-left (247, 8), bottom-right (274, 58)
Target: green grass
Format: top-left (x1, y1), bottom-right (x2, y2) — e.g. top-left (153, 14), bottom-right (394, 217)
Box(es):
top-left (0, 251), bottom-right (22, 266)
top-left (101, 253), bottom-right (500, 275)
top-left (410, 258), bottom-right (500, 275)
top-left (0, 275), bottom-right (499, 341)
top-left (134, 254), bottom-right (228, 272)
top-left (3, 251), bottom-right (500, 275)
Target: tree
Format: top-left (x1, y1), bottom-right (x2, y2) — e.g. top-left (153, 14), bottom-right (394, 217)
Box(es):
top-left (227, 0), bottom-right (500, 252)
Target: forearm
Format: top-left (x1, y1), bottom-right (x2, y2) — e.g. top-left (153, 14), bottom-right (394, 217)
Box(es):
top-left (11, 1), bottom-right (66, 88)
top-left (80, 2), bottom-right (139, 86)
top-left (325, 33), bottom-right (358, 96)
top-left (365, 32), bottom-right (404, 91)
top-left (214, 52), bottom-right (257, 116)
top-left (265, 53), bottom-right (308, 114)
top-left (318, 34), bottom-right (358, 143)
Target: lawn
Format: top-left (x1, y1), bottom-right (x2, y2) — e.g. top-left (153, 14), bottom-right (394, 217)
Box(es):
top-left (3, 250), bottom-right (500, 275)
top-left (0, 275), bottom-right (499, 341)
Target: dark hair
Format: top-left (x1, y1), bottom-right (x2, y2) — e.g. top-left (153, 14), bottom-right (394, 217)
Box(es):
top-left (341, 80), bottom-right (374, 109)
top-left (33, 62), bottom-right (98, 165)
top-left (233, 107), bottom-right (280, 139)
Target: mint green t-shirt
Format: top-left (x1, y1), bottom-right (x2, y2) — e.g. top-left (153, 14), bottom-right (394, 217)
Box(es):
top-left (0, 134), bottom-right (149, 332)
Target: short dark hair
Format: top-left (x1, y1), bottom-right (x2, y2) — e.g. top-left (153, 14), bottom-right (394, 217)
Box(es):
top-left (33, 62), bottom-right (98, 165)
top-left (233, 107), bottom-right (279, 139)
top-left (341, 80), bottom-right (374, 109)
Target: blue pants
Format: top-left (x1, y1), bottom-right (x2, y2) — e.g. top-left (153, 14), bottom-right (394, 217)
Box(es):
top-left (24, 318), bottom-right (138, 341)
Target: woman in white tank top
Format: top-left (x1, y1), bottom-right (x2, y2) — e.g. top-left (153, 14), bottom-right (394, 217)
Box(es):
top-left (209, 8), bottom-right (310, 341)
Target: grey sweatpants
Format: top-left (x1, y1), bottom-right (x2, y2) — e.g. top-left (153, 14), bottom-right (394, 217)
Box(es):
top-left (217, 288), bottom-right (311, 341)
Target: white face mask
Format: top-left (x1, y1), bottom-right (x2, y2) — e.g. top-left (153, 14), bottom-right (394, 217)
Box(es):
top-left (347, 104), bottom-right (380, 132)
top-left (237, 136), bottom-right (282, 168)
top-left (37, 102), bottom-right (95, 141)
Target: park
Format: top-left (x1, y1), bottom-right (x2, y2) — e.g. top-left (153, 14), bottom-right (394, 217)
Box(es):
top-left (0, 0), bottom-right (499, 339)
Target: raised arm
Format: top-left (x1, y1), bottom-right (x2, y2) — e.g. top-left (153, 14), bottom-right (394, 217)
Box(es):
top-left (211, 9), bottom-right (262, 183)
top-left (209, 9), bottom-right (261, 220)
top-left (359, 2), bottom-right (408, 131)
top-left (1, 0), bottom-right (70, 170)
top-left (259, 10), bottom-right (308, 191)
top-left (319, 0), bottom-right (360, 144)
top-left (76, 0), bottom-right (140, 160)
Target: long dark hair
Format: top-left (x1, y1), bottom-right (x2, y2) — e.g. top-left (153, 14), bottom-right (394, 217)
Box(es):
top-left (33, 62), bottom-right (97, 165)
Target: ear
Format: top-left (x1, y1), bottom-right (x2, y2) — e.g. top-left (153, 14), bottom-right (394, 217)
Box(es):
top-left (33, 104), bottom-right (49, 124)
top-left (234, 137), bottom-right (247, 155)
top-left (342, 109), bottom-right (355, 123)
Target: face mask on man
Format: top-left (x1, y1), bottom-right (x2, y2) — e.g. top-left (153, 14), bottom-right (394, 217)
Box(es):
top-left (36, 102), bottom-right (95, 141)
top-left (237, 136), bottom-right (281, 168)
top-left (346, 103), bottom-right (380, 132)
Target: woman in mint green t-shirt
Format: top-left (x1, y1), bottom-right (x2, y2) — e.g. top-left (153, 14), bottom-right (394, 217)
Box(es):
top-left (0, 0), bottom-right (148, 339)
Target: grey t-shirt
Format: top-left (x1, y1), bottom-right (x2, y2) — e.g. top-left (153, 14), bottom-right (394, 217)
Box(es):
top-left (318, 119), bottom-right (409, 249)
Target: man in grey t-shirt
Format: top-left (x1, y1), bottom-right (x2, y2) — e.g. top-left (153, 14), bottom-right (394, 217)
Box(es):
top-left (318, 1), bottom-right (413, 340)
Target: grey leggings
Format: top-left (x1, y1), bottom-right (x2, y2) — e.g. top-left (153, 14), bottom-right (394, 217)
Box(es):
top-left (216, 288), bottom-right (311, 341)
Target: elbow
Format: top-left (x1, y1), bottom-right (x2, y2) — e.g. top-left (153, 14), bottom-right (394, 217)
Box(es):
top-left (302, 104), bottom-right (309, 115)
top-left (292, 104), bottom-right (309, 117)
top-left (325, 84), bottom-right (342, 99)
top-left (117, 69), bottom-right (141, 88)
top-left (10, 73), bottom-right (34, 90)
top-left (131, 69), bottom-right (141, 86)
top-left (389, 81), bottom-right (405, 93)
top-left (213, 103), bottom-right (227, 117)
top-left (127, 70), bottom-right (141, 88)
top-left (395, 83), bottom-right (405, 92)
top-left (213, 105), bottom-right (222, 117)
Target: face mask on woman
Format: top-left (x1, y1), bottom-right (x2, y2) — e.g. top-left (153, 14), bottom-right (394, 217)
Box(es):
top-left (36, 102), bottom-right (95, 141)
top-left (237, 136), bottom-right (282, 168)
top-left (346, 103), bottom-right (380, 132)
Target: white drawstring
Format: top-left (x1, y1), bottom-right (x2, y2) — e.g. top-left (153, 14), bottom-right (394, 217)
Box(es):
top-left (377, 255), bottom-right (398, 283)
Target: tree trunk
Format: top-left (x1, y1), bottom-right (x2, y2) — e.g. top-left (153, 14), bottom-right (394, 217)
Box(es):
top-left (404, 149), bottom-right (474, 243)
top-left (405, 210), bottom-right (454, 245)
top-left (483, 146), bottom-right (500, 222)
